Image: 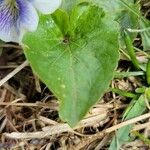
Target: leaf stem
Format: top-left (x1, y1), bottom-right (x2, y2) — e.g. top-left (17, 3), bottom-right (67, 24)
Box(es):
top-left (114, 71), bottom-right (144, 78)
top-left (146, 59), bottom-right (150, 85)
top-left (123, 30), bottom-right (140, 70)
top-left (109, 88), bottom-right (137, 98)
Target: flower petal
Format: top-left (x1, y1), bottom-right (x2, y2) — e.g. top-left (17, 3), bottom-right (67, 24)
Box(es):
top-left (0, 0), bottom-right (38, 43)
top-left (18, 0), bottom-right (39, 32)
top-left (31, 0), bottom-right (62, 14)
top-left (0, 26), bottom-right (20, 43)
top-left (0, 0), bottom-right (19, 42)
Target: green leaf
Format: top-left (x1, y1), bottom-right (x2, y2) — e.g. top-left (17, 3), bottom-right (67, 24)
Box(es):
top-left (139, 18), bottom-right (150, 51)
top-left (118, 2), bottom-right (140, 30)
top-left (51, 9), bottom-right (70, 36)
top-left (117, 0), bottom-right (141, 49)
top-left (23, 3), bottom-right (119, 127)
top-left (133, 131), bottom-right (150, 145)
top-left (93, 0), bottom-right (141, 47)
top-left (109, 95), bottom-right (147, 150)
top-left (93, 0), bottom-right (120, 14)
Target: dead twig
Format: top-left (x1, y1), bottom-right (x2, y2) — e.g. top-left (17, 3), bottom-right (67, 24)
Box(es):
top-left (4, 112), bottom-right (150, 140)
top-left (0, 60), bottom-right (29, 87)
top-left (4, 113), bottom-right (108, 139)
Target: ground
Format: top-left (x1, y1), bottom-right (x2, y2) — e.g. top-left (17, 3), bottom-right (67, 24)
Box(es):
top-left (0, 0), bottom-right (150, 150)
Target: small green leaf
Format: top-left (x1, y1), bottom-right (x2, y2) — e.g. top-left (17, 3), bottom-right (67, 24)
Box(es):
top-left (69, 2), bottom-right (105, 37)
top-left (133, 131), bottom-right (150, 145)
top-left (145, 88), bottom-right (150, 100)
top-left (51, 9), bottom-right (70, 36)
top-left (109, 95), bottom-right (147, 150)
top-left (23, 4), bottom-right (119, 127)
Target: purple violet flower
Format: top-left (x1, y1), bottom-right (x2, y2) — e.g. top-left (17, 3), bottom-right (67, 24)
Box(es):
top-left (0, 0), bottom-right (62, 43)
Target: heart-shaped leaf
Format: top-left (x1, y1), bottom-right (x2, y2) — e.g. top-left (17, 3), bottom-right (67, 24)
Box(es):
top-left (23, 3), bottom-right (119, 127)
